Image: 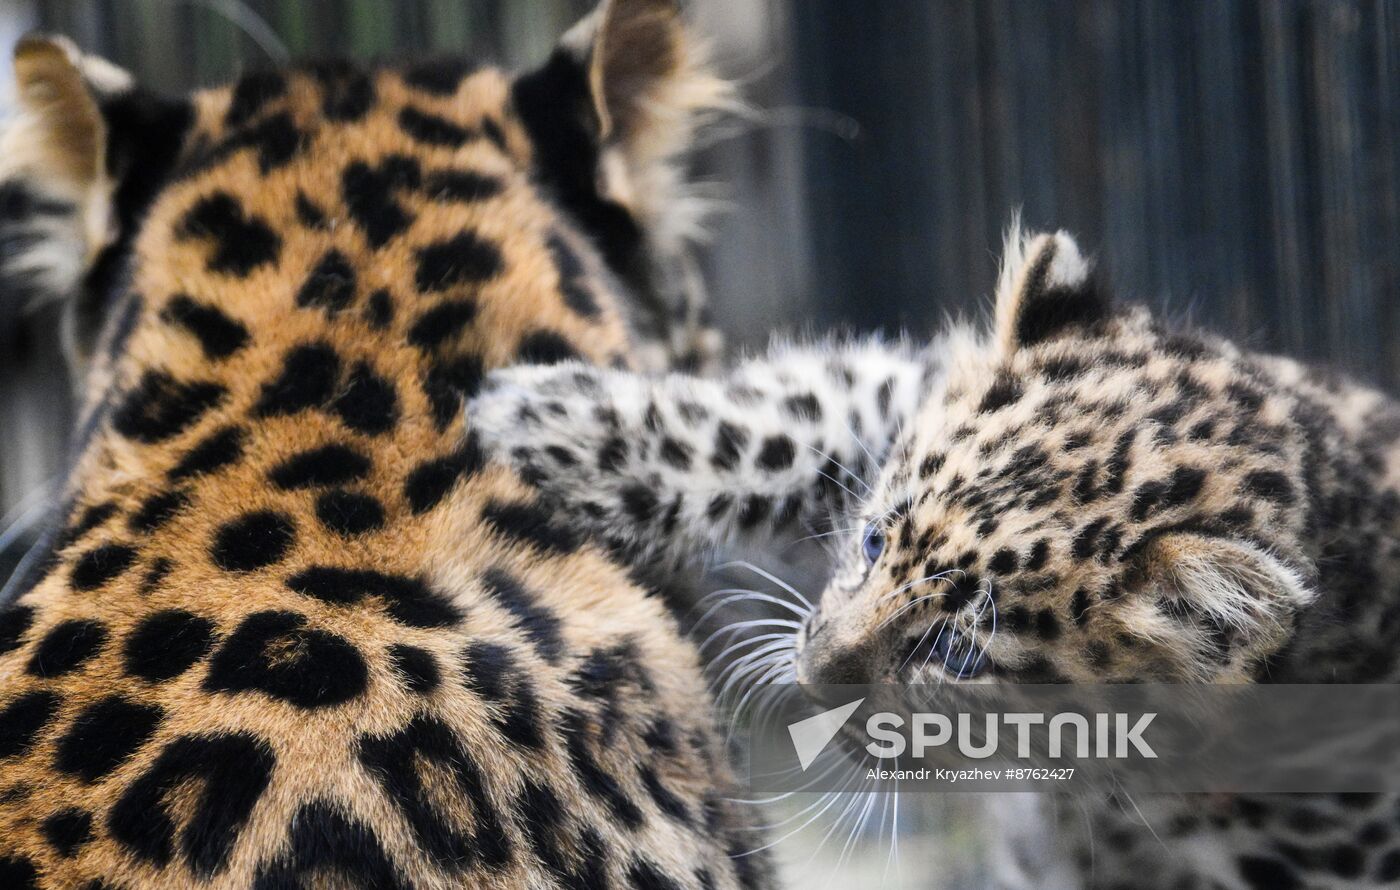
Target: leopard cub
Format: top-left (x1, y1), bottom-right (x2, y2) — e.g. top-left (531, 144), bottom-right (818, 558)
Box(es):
top-left (471, 226), bottom-right (1400, 889)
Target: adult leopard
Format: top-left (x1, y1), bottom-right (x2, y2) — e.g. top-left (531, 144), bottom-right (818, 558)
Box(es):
top-left (0, 2), bottom-right (772, 887)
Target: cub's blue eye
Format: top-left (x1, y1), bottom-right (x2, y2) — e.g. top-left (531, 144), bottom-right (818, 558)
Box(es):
top-left (862, 524), bottom-right (885, 564)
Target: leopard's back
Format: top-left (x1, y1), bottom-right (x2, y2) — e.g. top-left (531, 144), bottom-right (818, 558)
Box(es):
top-left (0, 7), bottom-right (770, 888)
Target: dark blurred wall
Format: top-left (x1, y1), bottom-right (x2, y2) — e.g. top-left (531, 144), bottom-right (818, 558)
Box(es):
top-left (793, 0), bottom-right (1399, 390)
top-left (1, 0), bottom-right (1397, 522)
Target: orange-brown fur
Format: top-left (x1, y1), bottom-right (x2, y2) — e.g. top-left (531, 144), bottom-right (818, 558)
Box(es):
top-left (0, 6), bottom-right (768, 888)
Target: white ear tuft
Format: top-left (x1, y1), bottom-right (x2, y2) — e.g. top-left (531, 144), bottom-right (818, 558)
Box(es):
top-left (993, 221), bottom-right (1104, 355)
top-left (1130, 532), bottom-right (1314, 678)
top-left (1165, 539), bottom-right (1313, 629)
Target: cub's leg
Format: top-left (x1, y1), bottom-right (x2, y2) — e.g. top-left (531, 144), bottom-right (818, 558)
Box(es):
top-left (468, 338), bottom-right (935, 565)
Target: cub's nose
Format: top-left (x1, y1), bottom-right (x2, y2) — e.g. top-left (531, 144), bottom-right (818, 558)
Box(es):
top-left (796, 633), bottom-right (876, 686)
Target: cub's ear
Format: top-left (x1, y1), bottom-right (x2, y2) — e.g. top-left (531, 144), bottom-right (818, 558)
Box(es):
top-left (994, 225), bottom-right (1107, 355)
top-left (1126, 532), bottom-right (1314, 678)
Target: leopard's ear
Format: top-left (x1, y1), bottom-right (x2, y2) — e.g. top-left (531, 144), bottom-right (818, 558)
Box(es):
top-left (2, 35), bottom-right (125, 274)
top-left (517, 0), bottom-right (729, 198)
top-left (1125, 532), bottom-right (1314, 679)
top-left (11, 36), bottom-right (106, 186)
top-left (994, 225), bottom-right (1107, 355)
top-left (2, 36), bottom-right (194, 381)
top-left (573, 0), bottom-right (726, 162)
top-left (515, 0), bottom-right (730, 371)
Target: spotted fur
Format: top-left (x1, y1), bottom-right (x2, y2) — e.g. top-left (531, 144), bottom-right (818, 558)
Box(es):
top-left (471, 227), bottom-right (1400, 888)
top-left (469, 336), bottom-right (933, 568)
top-left (0, 3), bottom-right (773, 887)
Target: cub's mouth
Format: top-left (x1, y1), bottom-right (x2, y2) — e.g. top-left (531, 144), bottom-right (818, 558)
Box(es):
top-left (794, 622), bottom-right (996, 689)
top-left (902, 625), bottom-right (995, 681)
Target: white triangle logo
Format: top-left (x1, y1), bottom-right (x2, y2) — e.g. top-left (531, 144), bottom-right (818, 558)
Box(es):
top-left (787, 698), bottom-right (865, 771)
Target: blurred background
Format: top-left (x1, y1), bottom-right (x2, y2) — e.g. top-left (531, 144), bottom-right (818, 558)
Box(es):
top-left (0, 1), bottom-right (1396, 884)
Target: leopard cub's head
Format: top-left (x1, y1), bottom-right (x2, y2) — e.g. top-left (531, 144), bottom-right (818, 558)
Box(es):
top-left (800, 227), bottom-right (1316, 687)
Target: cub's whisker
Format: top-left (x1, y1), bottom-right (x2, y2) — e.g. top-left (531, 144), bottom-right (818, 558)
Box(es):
top-left (716, 560), bottom-right (816, 611)
top-left (698, 618), bottom-right (802, 654)
top-left (901, 615), bottom-right (948, 673)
